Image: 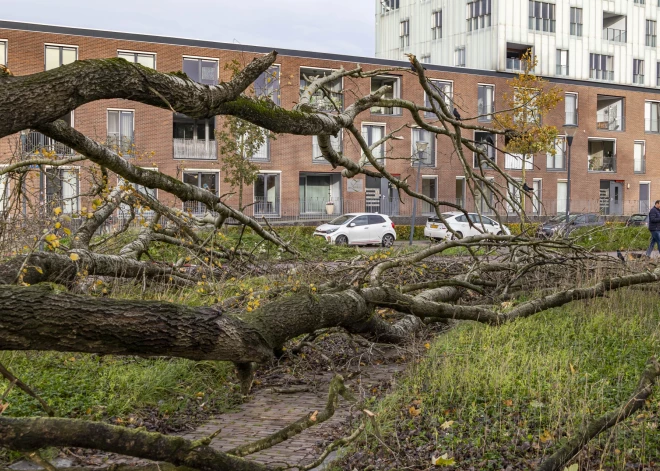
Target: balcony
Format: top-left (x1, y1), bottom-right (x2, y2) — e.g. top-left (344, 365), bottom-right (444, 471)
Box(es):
top-left (603, 28), bottom-right (626, 42)
top-left (506, 58), bottom-right (528, 71)
top-left (21, 131), bottom-right (74, 156)
top-left (596, 95), bottom-right (624, 131)
top-left (596, 117), bottom-right (624, 131)
top-left (588, 139), bottom-right (616, 172)
top-left (173, 138), bottom-right (217, 160)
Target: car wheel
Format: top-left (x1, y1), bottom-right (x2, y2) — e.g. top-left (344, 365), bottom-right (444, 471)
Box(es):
top-left (497, 231), bottom-right (503, 236)
top-left (451, 231), bottom-right (463, 240)
top-left (382, 233), bottom-right (395, 248)
top-left (335, 235), bottom-right (348, 246)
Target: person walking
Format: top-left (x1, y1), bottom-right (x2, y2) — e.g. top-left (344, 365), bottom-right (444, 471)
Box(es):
top-left (646, 200), bottom-right (660, 257)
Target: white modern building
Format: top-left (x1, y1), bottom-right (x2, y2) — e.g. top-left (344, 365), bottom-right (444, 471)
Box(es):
top-left (375, 0), bottom-right (660, 88)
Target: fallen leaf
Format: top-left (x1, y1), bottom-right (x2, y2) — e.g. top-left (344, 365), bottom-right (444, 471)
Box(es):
top-left (0, 403), bottom-right (8, 414)
top-left (309, 410), bottom-right (319, 422)
top-left (563, 464), bottom-right (579, 471)
top-left (440, 420), bottom-right (454, 430)
top-left (539, 429), bottom-right (554, 443)
top-left (432, 453), bottom-right (456, 466)
top-left (569, 363), bottom-right (576, 374)
top-left (503, 399), bottom-right (513, 407)
top-left (409, 406), bottom-right (421, 417)
top-left (424, 342), bottom-right (431, 350)
top-left (69, 253), bottom-right (80, 261)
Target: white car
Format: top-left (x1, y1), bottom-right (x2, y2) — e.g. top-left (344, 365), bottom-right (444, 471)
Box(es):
top-left (314, 213), bottom-right (397, 247)
top-left (423, 212), bottom-right (511, 240)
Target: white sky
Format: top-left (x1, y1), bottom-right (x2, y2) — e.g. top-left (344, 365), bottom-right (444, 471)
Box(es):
top-left (1, 0), bottom-right (376, 57)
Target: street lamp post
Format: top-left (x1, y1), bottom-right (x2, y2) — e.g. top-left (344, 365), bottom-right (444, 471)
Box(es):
top-left (562, 125), bottom-right (578, 224)
top-left (409, 141), bottom-right (429, 246)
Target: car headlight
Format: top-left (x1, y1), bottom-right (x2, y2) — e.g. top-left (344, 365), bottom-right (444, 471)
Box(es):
top-left (326, 228), bottom-right (337, 234)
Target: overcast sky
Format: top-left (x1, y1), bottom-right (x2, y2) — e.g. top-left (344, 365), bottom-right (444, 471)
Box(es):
top-left (2, 0), bottom-right (376, 57)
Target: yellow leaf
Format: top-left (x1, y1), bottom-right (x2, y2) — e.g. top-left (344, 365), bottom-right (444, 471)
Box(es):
top-left (503, 399), bottom-right (513, 407)
top-left (53, 207), bottom-right (62, 216)
top-left (432, 453), bottom-right (455, 466)
top-left (424, 342), bottom-right (431, 350)
top-left (569, 363), bottom-right (576, 374)
top-left (34, 267), bottom-right (43, 274)
top-left (563, 465), bottom-right (579, 471)
top-left (440, 420), bottom-right (454, 430)
top-left (69, 253), bottom-right (80, 261)
top-left (63, 228), bottom-right (72, 236)
top-left (54, 222), bottom-right (61, 229)
top-left (409, 406), bottom-right (421, 417)
top-left (44, 234), bottom-right (57, 242)
top-left (539, 429), bottom-right (554, 443)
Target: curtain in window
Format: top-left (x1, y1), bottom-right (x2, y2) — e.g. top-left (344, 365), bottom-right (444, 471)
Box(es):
top-left (61, 169), bottom-right (78, 214)
top-left (0, 175), bottom-right (7, 211)
top-left (557, 182), bottom-right (567, 213)
top-left (362, 125), bottom-right (385, 162)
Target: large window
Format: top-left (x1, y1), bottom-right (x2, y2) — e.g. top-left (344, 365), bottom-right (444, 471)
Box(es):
top-left (529, 1), bottom-right (556, 32)
top-left (411, 128), bottom-right (436, 167)
top-left (312, 134), bottom-right (342, 163)
top-left (466, 0), bottom-right (492, 31)
top-left (45, 45), bottom-right (77, 70)
top-left (570, 7), bottom-right (583, 36)
top-left (565, 93), bottom-right (578, 125)
top-left (400, 20), bottom-right (410, 48)
top-left (645, 101), bottom-right (660, 133)
top-left (0, 40), bottom-right (6, 66)
top-left (118, 51), bottom-right (155, 69)
top-left (107, 110), bottom-right (134, 153)
top-left (425, 80), bottom-right (452, 117)
top-left (557, 181), bottom-right (567, 214)
top-left (371, 76), bottom-right (401, 115)
top-left (362, 124), bottom-right (386, 165)
top-left (590, 54), bottom-right (614, 81)
top-left (183, 57), bottom-right (218, 85)
top-left (173, 113), bottom-right (216, 160)
top-left (45, 168), bottom-right (79, 214)
top-left (182, 171), bottom-right (218, 214)
top-left (647, 20), bottom-right (657, 47)
top-left (254, 65), bottom-right (280, 106)
top-left (505, 136), bottom-right (533, 170)
top-left (556, 49), bottom-right (568, 76)
top-left (455, 47), bottom-right (466, 67)
top-left (634, 59), bottom-right (645, 85)
top-left (634, 141), bottom-right (646, 174)
top-left (254, 173), bottom-right (280, 217)
top-left (546, 136), bottom-right (565, 170)
top-left (300, 67), bottom-right (343, 112)
top-left (477, 84), bottom-right (494, 121)
top-left (474, 131), bottom-right (496, 168)
top-left (432, 10), bottom-right (442, 39)
top-left (381, 0), bottom-right (399, 13)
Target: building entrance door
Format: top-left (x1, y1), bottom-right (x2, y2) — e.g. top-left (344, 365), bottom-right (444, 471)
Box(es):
top-left (365, 175), bottom-right (400, 215)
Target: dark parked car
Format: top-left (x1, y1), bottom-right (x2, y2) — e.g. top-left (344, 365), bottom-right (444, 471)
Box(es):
top-left (536, 213), bottom-right (604, 238)
top-left (625, 213), bottom-right (648, 227)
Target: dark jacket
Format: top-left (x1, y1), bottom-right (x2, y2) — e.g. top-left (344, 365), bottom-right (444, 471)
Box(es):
top-left (649, 206), bottom-right (660, 231)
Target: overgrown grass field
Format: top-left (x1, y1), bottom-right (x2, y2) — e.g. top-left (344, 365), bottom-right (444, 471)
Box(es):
top-left (344, 290), bottom-right (660, 470)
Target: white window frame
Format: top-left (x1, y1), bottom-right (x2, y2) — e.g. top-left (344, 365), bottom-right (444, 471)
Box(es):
top-left (557, 179), bottom-right (568, 214)
top-left (43, 165), bottom-right (80, 214)
top-left (645, 100), bottom-right (660, 133)
top-left (107, 108), bottom-right (135, 152)
top-left (640, 181), bottom-right (651, 213)
top-left (255, 63), bottom-right (281, 105)
top-left (634, 140), bottom-right (646, 174)
top-left (0, 165), bottom-right (9, 212)
top-left (361, 122), bottom-right (387, 166)
top-left (546, 135), bottom-right (566, 171)
top-left (587, 137), bottom-right (617, 172)
top-left (424, 79), bottom-right (453, 118)
top-left (182, 55), bottom-right (220, 84)
top-left (532, 178), bottom-right (542, 215)
top-left (411, 127), bottom-right (436, 168)
top-left (312, 132), bottom-right (343, 164)
top-left (421, 175), bottom-right (438, 215)
top-left (0, 40), bottom-right (7, 67)
top-left (455, 47), bottom-right (466, 67)
top-left (44, 43), bottom-right (78, 70)
top-left (181, 168), bottom-right (220, 214)
top-left (117, 50), bottom-right (157, 69)
top-left (118, 167), bottom-right (159, 199)
top-left (299, 65), bottom-right (344, 112)
top-left (371, 75), bottom-right (401, 115)
top-left (565, 92), bottom-right (578, 125)
top-left (477, 83), bottom-right (495, 122)
top-left (254, 170), bottom-right (282, 218)
top-left (474, 131), bottom-right (496, 168)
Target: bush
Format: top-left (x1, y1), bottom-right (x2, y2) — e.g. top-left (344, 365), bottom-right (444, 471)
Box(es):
top-left (395, 225), bottom-right (426, 241)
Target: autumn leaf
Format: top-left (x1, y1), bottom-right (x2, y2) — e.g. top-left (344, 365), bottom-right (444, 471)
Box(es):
top-left (63, 228), bottom-right (72, 236)
top-left (409, 406), bottom-right (421, 417)
top-left (309, 410), bottom-right (319, 422)
top-left (69, 253), bottom-right (80, 261)
top-left (34, 267), bottom-right (43, 274)
top-left (539, 429), bottom-right (554, 443)
top-left (569, 363), bottom-right (576, 374)
top-left (563, 464), bottom-right (578, 471)
top-left (424, 342), bottom-right (431, 350)
top-left (503, 399), bottom-right (514, 407)
top-left (440, 420), bottom-right (454, 430)
top-left (53, 207), bottom-right (62, 216)
top-left (432, 453), bottom-right (455, 466)
top-left (0, 402), bottom-right (9, 415)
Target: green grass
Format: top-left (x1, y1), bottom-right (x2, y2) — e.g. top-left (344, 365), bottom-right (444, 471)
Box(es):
top-left (571, 225), bottom-right (650, 252)
top-left (351, 291), bottom-right (660, 470)
top-left (0, 352), bottom-right (240, 422)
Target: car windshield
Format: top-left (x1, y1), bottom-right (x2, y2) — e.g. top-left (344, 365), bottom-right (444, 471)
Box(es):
top-left (328, 215), bottom-right (355, 226)
top-left (631, 215), bottom-right (647, 221)
top-left (428, 213), bottom-right (455, 222)
top-left (547, 215), bottom-right (578, 224)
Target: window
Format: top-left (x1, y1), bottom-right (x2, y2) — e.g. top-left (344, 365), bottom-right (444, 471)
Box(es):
top-left (254, 65), bottom-right (280, 106)
top-left (422, 176), bottom-right (437, 214)
top-left (173, 114), bottom-right (216, 160)
top-left (0, 170), bottom-right (8, 212)
top-left (425, 80), bottom-right (452, 117)
top-left (529, 1), bottom-right (556, 32)
top-left (107, 110), bottom-right (134, 153)
top-left (182, 57), bottom-right (218, 85)
top-left (507, 179), bottom-right (523, 214)
top-left (183, 171), bottom-right (218, 214)
top-left (565, 93), bottom-right (578, 125)
top-left (299, 173), bottom-right (340, 214)
top-left (647, 20), bottom-right (657, 47)
top-left (300, 67), bottom-right (343, 112)
top-left (634, 141), bottom-right (646, 174)
top-left (589, 54), bottom-right (614, 81)
top-left (514, 88), bottom-right (540, 124)
top-left (411, 128), bottom-right (436, 167)
top-left (645, 101), bottom-right (660, 133)
top-left (570, 7), bottom-right (583, 36)
top-left (634, 59), bottom-right (645, 85)
top-left (588, 140), bottom-right (616, 172)
top-left (505, 135), bottom-right (533, 170)
top-left (362, 124), bottom-right (386, 165)
top-left (635, 0), bottom-right (646, 4)
top-left (474, 131), bottom-right (496, 168)
top-left (371, 76), bottom-right (401, 115)
top-left (400, 20), bottom-right (410, 48)
top-left (254, 173), bottom-right (280, 216)
top-left (381, 0), bottom-right (399, 13)
top-left (557, 180), bottom-right (567, 214)
top-left (477, 84), bottom-right (494, 121)
top-left (556, 49), bottom-right (568, 76)
top-left (420, 55), bottom-right (431, 64)
top-left (466, 0), bottom-right (492, 31)
top-left (546, 136), bottom-right (565, 170)
top-left (312, 134), bottom-right (342, 163)
top-left (455, 47), bottom-right (466, 67)
top-left (45, 168), bottom-right (78, 214)
top-left (45, 45), bottom-right (77, 70)
top-left (119, 169), bottom-right (157, 217)
top-left (531, 179), bottom-right (542, 215)
top-left (118, 51), bottom-right (155, 69)
top-left (475, 179), bottom-right (494, 215)
top-left (657, 62), bottom-right (660, 86)
top-left (432, 10), bottom-right (442, 39)
top-left (242, 131), bottom-right (269, 162)
top-left (0, 40), bottom-right (6, 66)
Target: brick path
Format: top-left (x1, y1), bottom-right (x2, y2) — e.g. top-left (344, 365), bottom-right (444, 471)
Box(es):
top-left (181, 361), bottom-right (408, 469)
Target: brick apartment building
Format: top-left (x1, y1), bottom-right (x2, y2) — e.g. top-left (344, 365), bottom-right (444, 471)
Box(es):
top-left (1, 20), bottom-right (660, 222)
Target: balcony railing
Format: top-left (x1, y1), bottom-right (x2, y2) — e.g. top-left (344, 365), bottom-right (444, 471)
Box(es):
top-left (22, 131), bottom-right (74, 156)
top-left (299, 197), bottom-right (342, 215)
top-left (590, 69), bottom-right (614, 81)
top-left (556, 65), bottom-right (569, 76)
top-left (173, 138), bottom-right (217, 160)
top-left (254, 197), bottom-right (280, 217)
top-left (588, 153), bottom-right (617, 172)
top-left (596, 116), bottom-right (624, 131)
top-left (603, 28), bottom-right (626, 42)
top-left (506, 58), bottom-right (528, 71)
